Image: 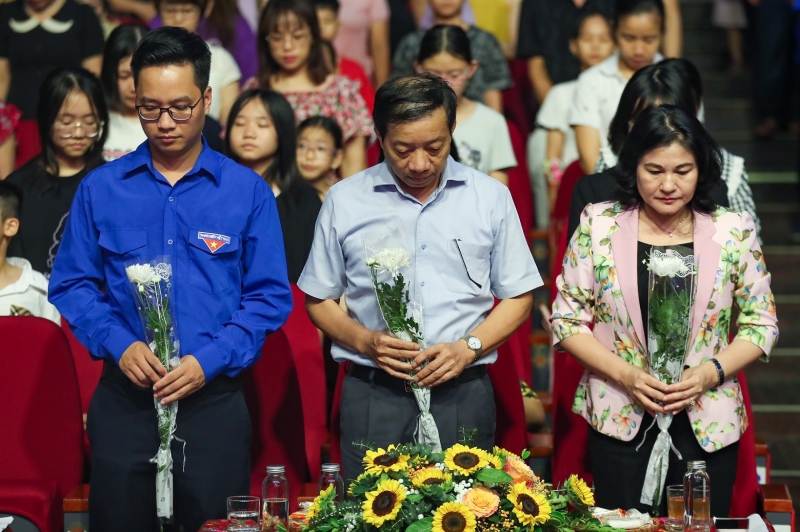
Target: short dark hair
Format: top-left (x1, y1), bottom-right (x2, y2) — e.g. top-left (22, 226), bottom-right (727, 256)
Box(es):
top-left (225, 89), bottom-right (300, 193)
top-left (298, 115), bottom-right (343, 151)
top-left (417, 24), bottom-right (473, 64)
top-left (373, 74), bottom-right (457, 138)
top-left (614, 105), bottom-right (722, 214)
top-left (102, 24), bottom-right (149, 114)
top-left (0, 180), bottom-right (22, 221)
top-left (312, 0), bottom-right (339, 12)
top-left (257, 0), bottom-right (330, 87)
top-left (155, 0), bottom-right (206, 11)
top-left (36, 67), bottom-right (109, 179)
top-left (130, 26), bottom-right (211, 92)
top-left (614, 0), bottom-right (665, 30)
top-left (571, 9), bottom-right (612, 40)
top-left (608, 59), bottom-right (704, 155)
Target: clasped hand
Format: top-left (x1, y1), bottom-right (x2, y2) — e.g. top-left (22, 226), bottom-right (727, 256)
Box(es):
top-left (119, 341), bottom-right (206, 405)
top-left (363, 331), bottom-right (472, 387)
top-left (624, 363), bottom-right (716, 416)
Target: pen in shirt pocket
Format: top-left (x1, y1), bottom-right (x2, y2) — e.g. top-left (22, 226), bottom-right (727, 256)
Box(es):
top-left (453, 238), bottom-right (482, 289)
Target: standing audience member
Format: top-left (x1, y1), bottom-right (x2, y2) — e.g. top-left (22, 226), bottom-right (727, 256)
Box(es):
top-left (332, 0), bottom-right (391, 86)
top-left (296, 115), bottom-right (343, 201)
top-left (0, 102), bottom-right (21, 179)
top-left (225, 89), bottom-right (321, 283)
top-left (569, 0), bottom-right (665, 173)
top-left (393, 0), bottom-right (511, 113)
top-left (6, 67), bottom-right (108, 276)
top-left (527, 10), bottom-right (615, 227)
top-left (416, 25), bottom-right (516, 185)
top-left (0, 0), bottom-right (105, 167)
top-left (314, 0), bottom-right (375, 111)
top-left (250, 0), bottom-right (372, 178)
top-left (156, 0), bottom-right (241, 124)
top-left (101, 24), bottom-right (226, 157)
top-left (0, 180), bottom-right (60, 323)
top-left (150, 0), bottom-right (259, 82)
top-left (712, 0), bottom-right (747, 74)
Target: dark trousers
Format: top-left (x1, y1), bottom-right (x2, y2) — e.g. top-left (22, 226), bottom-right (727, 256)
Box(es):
top-left (339, 367), bottom-right (496, 484)
top-left (754, 0), bottom-right (796, 121)
top-left (588, 411), bottom-right (739, 518)
top-left (88, 365), bottom-right (252, 532)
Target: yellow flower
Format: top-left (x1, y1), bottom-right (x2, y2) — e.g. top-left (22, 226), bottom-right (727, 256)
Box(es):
top-left (306, 484), bottom-right (334, 520)
top-left (484, 453), bottom-right (503, 470)
top-left (461, 486), bottom-right (500, 518)
top-left (362, 478), bottom-right (406, 527)
top-left (566, 474), bottom-right (595, 507)
top-left (508, 482), bottom-right (551, 526)
top-left (432, 502), bottom-right (477, 532)
top-left (444, 444), bottom-right (489, 475)
top-left (411, 467), bottom-right (452, 488)
top-left (363, 445), bottom-right (410, 475)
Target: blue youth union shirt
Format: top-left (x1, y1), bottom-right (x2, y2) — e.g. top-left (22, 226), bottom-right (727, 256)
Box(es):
top-left (48, 140), bottom-right (293, 381)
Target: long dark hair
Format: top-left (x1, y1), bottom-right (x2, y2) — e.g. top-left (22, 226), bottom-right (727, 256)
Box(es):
top-left (417, 24), bottom-right (473, 64)
top-left (101, 24), bottom-right (149, 114)
top-left (608, 59), bottom-right (704, 155)
top-left (257, 0), bottom-right (330, 88)
top-left (614, 105), bottom-right (721, 214)
top-left (225, 89), bottom-right (300, 192)
top-left (35, 67), bottom-right (109, 179)
top-left (206, 0), bottom-right (240, 48)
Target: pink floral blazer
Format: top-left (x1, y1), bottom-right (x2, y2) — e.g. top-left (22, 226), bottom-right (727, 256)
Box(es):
top-left (551, 202), bottom-right (778, 452)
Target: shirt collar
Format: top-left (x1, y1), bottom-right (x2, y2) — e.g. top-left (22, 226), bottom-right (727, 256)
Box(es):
top-left (123, 136), bottom-right (221, 184)
top-left (598, 52), bottom-right (665, 81)
top-left (373, 156), bottom-right (468, 194)
top-left (0, 257), bottom-right (43, 296)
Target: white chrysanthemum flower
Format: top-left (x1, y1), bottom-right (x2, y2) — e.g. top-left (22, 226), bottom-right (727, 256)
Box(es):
top-left (366, 247), bottom-right (411, 278)
top-left (126, 263), bottom-right (157, 284)
top-left (649, 250), bottom-right (694, 278)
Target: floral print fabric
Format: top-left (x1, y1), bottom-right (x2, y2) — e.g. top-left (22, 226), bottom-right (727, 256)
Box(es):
top-left (551, 201), bottom-right (778, 452)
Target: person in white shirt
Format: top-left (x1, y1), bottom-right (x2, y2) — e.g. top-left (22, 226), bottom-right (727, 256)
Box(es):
top-left (569, 0), bottom-right (665, 174)
top-left (0, 181), bottom-right (60, 324)
top-left (415, 24), bottom-right (515, 185)
top-left (527, 10), bottom-right (615, 228)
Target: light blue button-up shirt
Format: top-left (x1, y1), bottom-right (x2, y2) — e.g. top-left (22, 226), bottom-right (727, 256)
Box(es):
top-left (298, 157), bottom-right (543, 367)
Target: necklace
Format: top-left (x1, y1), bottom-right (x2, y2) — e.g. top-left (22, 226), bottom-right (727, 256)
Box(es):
top-left (668, 212), bottom-right (689, 238)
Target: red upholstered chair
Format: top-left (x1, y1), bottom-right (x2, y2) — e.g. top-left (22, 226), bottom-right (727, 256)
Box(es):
top-left (501, 59), bottom-right (535, 137)
top-left (244, 285), bottom-right (326, 511)
top-left (14, 119), bottom-right (41, 169)
top-left (0, 317), bottom-right (83, 532)
top-left (61, 318), bottom-right (102, 462)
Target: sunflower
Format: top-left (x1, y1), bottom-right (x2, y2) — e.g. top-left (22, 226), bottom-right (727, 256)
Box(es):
top-left (411, 467), bottom-right (452, 488)
top-left (432, 502), bottom-right (477, 532)
top-left (508, 482), bottom-right (551, 527)
top-left (363, 444), bottom-right (410, 475)
top-left (362, 478), bottom-right (406, 527)
top-left (306, 484), bottom-right (334, 520)
top-left (348, 471), bottom-right (377, 495)
top-left (484, 453), bottom-right (503, 470)
top-left (444, 444), bottom-right (489, 475)
top-left (566, 474), bottom-right (595, 507)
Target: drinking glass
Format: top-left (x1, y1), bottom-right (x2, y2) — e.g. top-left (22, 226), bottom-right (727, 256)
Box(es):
top-left (666, 485), bottom-right (684, 531)
top-left (227, 495), bottom-right (261, 532)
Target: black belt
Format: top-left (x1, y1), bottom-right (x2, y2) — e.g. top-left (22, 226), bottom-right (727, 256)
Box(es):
top-left (102, 361), bottom-right (241, 394)
top-left (347, 363), bottom-right (487, 392)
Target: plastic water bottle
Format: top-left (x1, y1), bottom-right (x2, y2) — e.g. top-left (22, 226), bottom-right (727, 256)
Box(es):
top-left (262, 465), bottom-right (289, 532)
top-left (318, 463), bottom-right (345, 503)
top-left (684, 460), bottom-right (711, 532)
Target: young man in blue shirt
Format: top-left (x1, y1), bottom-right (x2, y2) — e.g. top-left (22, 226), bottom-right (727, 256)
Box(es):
top-left (49, 27), bottom-right (292, 532)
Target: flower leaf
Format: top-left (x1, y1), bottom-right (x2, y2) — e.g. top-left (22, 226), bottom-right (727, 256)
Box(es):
top-left (405, 517), bottom-right (433, 532)
top-left (476, 468), bottom-right (514, 484)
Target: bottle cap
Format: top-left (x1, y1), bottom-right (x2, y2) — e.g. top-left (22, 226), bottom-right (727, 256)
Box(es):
top-left (267, 465), bottom-right (286, 474)
top-left (687, 460), bottom-right (706, 470)
top-left (321, 463), bottom-right (340, 473)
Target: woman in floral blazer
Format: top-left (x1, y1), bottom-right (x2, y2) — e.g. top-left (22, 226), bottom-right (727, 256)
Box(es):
top-left (551, 106), bottom-right (778, 516)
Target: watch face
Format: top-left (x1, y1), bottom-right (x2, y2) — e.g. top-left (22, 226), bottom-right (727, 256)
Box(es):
top-left (468, 337), bottom-right (481, 350)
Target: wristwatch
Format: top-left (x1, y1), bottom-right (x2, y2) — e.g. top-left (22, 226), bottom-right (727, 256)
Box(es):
top-left (461, 335), bottom-right (483, 362)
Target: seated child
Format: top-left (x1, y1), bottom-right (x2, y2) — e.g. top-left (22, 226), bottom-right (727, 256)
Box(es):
top-left (0, 181), bottom-right (60, 324)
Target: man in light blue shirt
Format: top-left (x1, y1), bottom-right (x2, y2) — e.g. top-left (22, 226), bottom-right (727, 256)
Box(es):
top-left (298, 74), bottom-right (542, 481)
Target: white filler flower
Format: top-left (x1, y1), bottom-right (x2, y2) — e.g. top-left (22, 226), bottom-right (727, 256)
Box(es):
top-left (366, 247), bottom-right (411, 278)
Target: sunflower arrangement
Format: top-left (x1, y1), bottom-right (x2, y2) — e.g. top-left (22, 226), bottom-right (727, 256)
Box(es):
top-left (303, 442), bottom-right (620, 532)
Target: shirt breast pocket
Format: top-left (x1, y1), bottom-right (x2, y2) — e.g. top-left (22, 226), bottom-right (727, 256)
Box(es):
top-left (98, 229), bottom-right (148, 258)
top-left (443, 240), bottom-right (491, 295)
top-left (187, 228), bottom-right (241, 295)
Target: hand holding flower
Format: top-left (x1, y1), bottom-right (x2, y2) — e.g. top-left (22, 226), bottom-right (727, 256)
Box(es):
top-left (620, 364), bottom-right (669, 416)
top-left (360, 330), bottom-right (418, 379)
top-left (662, 363), bottom-right (718, 412)
top-left (153, 355), bottom-right (206, 405)
top-left (412, 340), bottom-right (473, 387)
top-left (120, 340), bottom-right (168, 388)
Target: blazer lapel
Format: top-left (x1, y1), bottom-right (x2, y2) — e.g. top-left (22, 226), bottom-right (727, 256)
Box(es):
top-left (690, 212), bottom-right (721, 343)
top-left (609, 207), bottom-right (646, 345)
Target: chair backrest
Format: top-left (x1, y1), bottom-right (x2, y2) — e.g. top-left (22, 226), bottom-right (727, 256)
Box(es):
top-left (488, 344), bottom-right (528, 453)
top-left (0, 317), bottom-right (83, 496)
top-left (61, 318), bottom-right (102, 418)
top-left (506, 120), bottom-right (534, 241)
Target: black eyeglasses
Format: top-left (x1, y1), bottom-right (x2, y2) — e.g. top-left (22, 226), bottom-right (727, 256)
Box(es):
top-left (453, 239), bottom-right (483, 289)
top-left (136, 96), bottom-right (203, 122)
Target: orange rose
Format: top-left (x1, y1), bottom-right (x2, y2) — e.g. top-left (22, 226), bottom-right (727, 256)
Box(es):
top-left (461, 486), bottom-right (500, 518)
top-left (503, 454), bottom-right (537, 485)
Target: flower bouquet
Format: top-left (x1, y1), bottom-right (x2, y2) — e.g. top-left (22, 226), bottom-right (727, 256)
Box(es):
top-left (125, 259), bottom-right (183, 520)
top-left (639, 246), bottom-right (696, 509)
top-left (365, 229), bottom-right (440, 452)
top-left (303, 442), bottom-right (618, 532)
